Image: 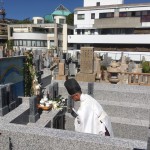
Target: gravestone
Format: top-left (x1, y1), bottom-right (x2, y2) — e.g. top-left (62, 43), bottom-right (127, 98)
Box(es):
top-left (53, 82), bottom-right (59, 98)
top-left (0, 86), bottom-right (9, 116)
top-left (56, 62), bottom-right (68, 80)
top-left (49, 84), bottom-right (54, 99)
top-left (88, 82), bottom-right (94, 97)
top-left (119, 55), bottom-right (128, 72)
top-left (5, 83), bottom-right (16, 111)
top-left (94, 57), bottom-right (101, 81)
top-left (49, 82), bottom-right (59, 99)
top-left (128, 60), bottom-right (136, 72)
top-left (29, 96), bottom-right (39, 123)
top-left (76, 47), bottom-right (96, 82)
top-left (69, 63), bottom-right (77, 76)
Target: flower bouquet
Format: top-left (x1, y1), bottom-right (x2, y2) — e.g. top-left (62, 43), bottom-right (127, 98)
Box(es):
top-left (39, 95), bottom-right (66, 111)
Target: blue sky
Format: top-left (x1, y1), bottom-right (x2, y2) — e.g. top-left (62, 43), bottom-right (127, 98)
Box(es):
top-left (2, 0), bottom-right (150, 20)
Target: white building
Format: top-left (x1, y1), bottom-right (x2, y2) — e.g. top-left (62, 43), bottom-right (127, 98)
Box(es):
top-left (68, 0), bottom-right (150, 61)
top-left (7, 5), bottom-right (74, 53)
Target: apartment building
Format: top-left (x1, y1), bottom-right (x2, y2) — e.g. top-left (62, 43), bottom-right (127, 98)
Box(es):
top-left (7, 5), bottom-right (74, 53)
top-left (68, 0), bottom-right (150, 61)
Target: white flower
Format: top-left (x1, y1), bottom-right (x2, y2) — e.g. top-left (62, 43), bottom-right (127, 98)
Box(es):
top-left (35, 84), bottom-right (41, 90)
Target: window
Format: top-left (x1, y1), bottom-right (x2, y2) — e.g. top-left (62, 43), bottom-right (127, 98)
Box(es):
top-left (50, 40), bottom-right (54, 47)
top-left (91, 13), bottom-right (95, 19)
top-left (27, 40), bottom-right (31, 47)
top-left (81, 29), bottom-right (85, 34)
top-left (119, 12), bottom-right (127, 17)
top-left (23, 40), bottom-right (26, 46)
top-left (96, 2), bottom-right (100, 6)
top-left (77, 14), bottom-right (85, 20)
top-left (49, 28), bottom-right (54, 34)
top-left (37, 41), bottom-right (40, 47)
top-left (58, 40), bottom-right (62, 47)
top-left (135, 11), bottom-right (141, 17)
top-left (41, 41), bottom-right (44, 47)
top-left (99, 13), bottom-right (114, 18)
top-left (32, 41), bottom-right (36, 47)
top-left (37, 19), bottom-right (42, 24)
top-left (127, 12), bottom-right (131, 17)
top-left (90, 29), bottom-right (95, 35)
top-left (77, 29), bottom-right (81, 35)
top-left (59, 19), bottom-right (65, 24)
top-left (58, 28), bottom-right (63, 34)
top-left (19, 40), bottom-right (22, 46)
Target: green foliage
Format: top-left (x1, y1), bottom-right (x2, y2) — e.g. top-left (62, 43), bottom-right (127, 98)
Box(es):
top-left (7, 40), bottom-right (13, 49)
top-left (141, 61), bottom-right (150, 73)
top-left (24, 51), bottom-right (36, 96)
top-left (12, 18), bottom-right (32, 24)
top-left (66, 13), bottom-right (74, 25)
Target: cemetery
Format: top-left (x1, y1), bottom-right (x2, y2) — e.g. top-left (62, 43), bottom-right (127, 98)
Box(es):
top-left (0, 47), bottom-right (150, 150)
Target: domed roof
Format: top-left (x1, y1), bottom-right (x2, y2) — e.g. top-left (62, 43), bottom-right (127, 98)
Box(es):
top-left (52, 4), bottom-right (71, 16)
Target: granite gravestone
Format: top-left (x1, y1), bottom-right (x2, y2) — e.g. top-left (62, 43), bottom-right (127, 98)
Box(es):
top-left (0, 86), bottom-right (9, 116)
top-left (56, 62), bottom-right (68, 80)
top-left (76, 47), bottom-right (96, 82)
top-left (53, 82), bottom-right (59, 98)
top-left (49, 82), bottom-right (59, 99)
top-left (5, 83), bottom-right (16, 111)
top-left (88, 82), bottom-right (94, 97)
top-left (29, 96), bottom-right (39, 123)
top-left (69, 63), bottom-right (77, 76)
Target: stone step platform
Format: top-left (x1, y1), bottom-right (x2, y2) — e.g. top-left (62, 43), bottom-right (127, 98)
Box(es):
top-left (98, 100), bottom-right (149, 120)
top-left (94, 90), bottom-right (149, 104)
top-left (0, 122), bottom-right (147, 150)
top-left (65, 112), bottom-right (149, 141)
top-left (56, 80), bottom-right (150, 104)
top-left (111, 116), bottom-right (148, 141)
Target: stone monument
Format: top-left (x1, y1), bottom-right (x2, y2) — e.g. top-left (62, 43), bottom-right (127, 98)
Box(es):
top-left (76, 47), bottom-right (96, 82)
top-left (56, 62), bottom-right (68, 80)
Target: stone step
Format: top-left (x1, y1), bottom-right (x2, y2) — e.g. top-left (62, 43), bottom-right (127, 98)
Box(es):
top-left (58, 85), bottom-right (149, 105)
top-left (65, 112), bottom-right (149, 142)
top-left (94, 90), bottom-right (149, 104)
top-left (111, 116), bottom-right (149, 141)
top-left (98, 100), bottom-right (149, 120)
top-left (54, 80), bottom-right (150, 94)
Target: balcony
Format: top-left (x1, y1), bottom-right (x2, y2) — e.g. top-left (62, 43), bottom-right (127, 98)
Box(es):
top-left (68, 34), bottom-right (150, 44)
top-left (93, 17), bottom-right (141, 28)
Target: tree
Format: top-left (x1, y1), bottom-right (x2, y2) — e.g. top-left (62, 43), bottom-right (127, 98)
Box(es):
top-left (66, 13), bottom-right (74, 25)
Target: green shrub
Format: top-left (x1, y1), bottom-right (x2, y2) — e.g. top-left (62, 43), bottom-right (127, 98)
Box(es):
top-left (141, 61), bottom-right (150, 73)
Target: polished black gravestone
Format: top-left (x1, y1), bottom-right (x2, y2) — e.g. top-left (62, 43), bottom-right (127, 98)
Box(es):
top-left (0, 86), bottom-right (9, 116)
top-left (5, 83), bottom-right (16, 111)
top-left (49, 82), bottom-right (59, 99)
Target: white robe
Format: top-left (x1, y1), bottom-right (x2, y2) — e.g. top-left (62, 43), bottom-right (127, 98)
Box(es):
top-left (74, 94), bottom-right (114, 137)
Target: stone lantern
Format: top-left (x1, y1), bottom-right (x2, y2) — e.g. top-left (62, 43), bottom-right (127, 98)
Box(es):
top-left (107, 61), bottom-right (121, 84)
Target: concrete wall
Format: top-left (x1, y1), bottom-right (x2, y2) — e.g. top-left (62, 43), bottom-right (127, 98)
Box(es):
top-left (0, 123), bottom-right (147, 150)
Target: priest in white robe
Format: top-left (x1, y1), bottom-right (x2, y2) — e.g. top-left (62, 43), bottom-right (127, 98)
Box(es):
top-left (64, 78), bottom-right (114, 137)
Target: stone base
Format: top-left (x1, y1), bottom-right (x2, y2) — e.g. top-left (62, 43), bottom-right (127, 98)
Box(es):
top-left (9, 101), bottom-right (16, 111)
top-left (75, 72), bottom-right (96, 82)
top-left (29, 113), bottom-right (39, 123)
top-left (0, 106), bottom-right (9, 116)
top-left (56, 75), bottom-right (68, 80)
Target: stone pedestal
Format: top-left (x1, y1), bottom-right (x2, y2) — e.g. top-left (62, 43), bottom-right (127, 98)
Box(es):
top-left (76, 72), bottom-right (96, 82)
top-left (56, 75), bottom-right (68, 80)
